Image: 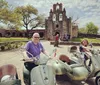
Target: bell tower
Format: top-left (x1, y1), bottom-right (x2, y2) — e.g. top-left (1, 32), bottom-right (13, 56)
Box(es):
top-left (45, 3), bottom-right (78, 40)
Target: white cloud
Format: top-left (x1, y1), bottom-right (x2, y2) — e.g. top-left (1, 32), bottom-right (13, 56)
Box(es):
top-left (78, 15), bottom-right (100, 28)
top-left (5, 0), bottom-right (100, 28)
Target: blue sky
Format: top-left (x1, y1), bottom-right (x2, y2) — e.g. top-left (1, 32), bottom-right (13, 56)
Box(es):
top-left (5, 0), bottom-right (100, 29)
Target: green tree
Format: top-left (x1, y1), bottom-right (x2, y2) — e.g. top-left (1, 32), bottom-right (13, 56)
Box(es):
top-left (86, 22), bottom-right (98, 34)
top-left (78, 27), bottom-right (86, 33)
top-left (0, 0), bottom-right (22, 29)
top-left (14, 5), bottom-right (44, 37)
top-left (0, 0), bottom-right (8, 8)
top-left (0, 0), bottom-right (8, 22)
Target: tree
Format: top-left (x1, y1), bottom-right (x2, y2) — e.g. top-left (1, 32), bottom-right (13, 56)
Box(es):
top-left (78, 27), bottom-right (86, 33)
top-left (14, 5), bottom-right (44, 37)
top-left (0, 0), bottom-right (22, 29)
top-left (0, 0), bottom-right (8, 22)
top-left (0, 0), bottom-right (8, 8)
top-left (86, 22), bottom-right (98, 34)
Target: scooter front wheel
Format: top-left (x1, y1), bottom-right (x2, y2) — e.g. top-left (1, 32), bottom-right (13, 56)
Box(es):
top-left (24, 79), bottom-right (29, 85)
top-left (95, 76), bottom-right (100, 85)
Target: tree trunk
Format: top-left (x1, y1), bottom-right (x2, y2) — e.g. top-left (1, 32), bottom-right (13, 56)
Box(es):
top-left (26, 25), bottom-right (30, 39)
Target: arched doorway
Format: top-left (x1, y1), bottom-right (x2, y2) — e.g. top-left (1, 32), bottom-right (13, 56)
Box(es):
top-left (19, 33), bottom-right (23, 37)
top-left (39, 32), bottom-right (44, 38)
top-left (0, 33), bottom-right (2, 37)
top-left (55, 31), bottom-right (60, 36)
top-left (12, 32), bottom-right (15, 37)
top-left (6, 32), bottom-right (11, 37)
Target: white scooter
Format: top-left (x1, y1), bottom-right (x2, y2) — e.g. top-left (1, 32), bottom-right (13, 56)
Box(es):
top-left (21, 50), bottom-right (56, 85)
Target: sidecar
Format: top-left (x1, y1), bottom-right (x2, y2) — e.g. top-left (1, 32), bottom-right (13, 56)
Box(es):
top-left (0, 64), bottom-right (21, 85)
top-left (48, 54), bottom-right (89, 81)
top-left (48, 46), bottom-right (100, 85)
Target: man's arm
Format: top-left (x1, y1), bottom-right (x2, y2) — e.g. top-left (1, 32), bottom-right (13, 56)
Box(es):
top-left (42, 50), bottom-right (50, 57)
top-left (40, 43), bottom-right (50, 57)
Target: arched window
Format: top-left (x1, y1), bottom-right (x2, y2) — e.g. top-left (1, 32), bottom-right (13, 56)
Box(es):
top-left (53, 14), bottom-right (56, 21)
top-left (0, 33), bottom-right (2, 37)
top-left (56, 5), bottom-right (59, 10)
top-left (59, 13), bottom-right (62, 21)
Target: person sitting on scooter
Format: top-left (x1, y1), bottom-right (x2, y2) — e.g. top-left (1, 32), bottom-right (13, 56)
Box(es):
top-left (79, 39), bottom-right (92, 72)
top-left (24, 32), bottom-right (49, 71)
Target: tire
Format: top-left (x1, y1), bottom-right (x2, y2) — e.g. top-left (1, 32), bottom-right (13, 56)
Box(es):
top-left (24, 79), bottom-right (29, 85)
top-left (95, 76), bottom-right (100, 85)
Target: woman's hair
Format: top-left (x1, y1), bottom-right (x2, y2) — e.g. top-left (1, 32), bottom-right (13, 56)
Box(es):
top-left (81, 39), bottom-right (89, 45)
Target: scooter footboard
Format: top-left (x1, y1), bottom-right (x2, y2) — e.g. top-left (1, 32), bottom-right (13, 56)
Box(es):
top-left (31, 65), bottom-right (56, 85)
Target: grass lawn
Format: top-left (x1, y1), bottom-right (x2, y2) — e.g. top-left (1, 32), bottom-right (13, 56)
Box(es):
top-left (0, 37), bottom-right (100, 43)
top-left (0, 37), bottom-right (29, 42)
top-left (71, 38), bottom-right (100, 43)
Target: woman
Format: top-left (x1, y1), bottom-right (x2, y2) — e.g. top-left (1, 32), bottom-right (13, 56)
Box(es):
top-left (79, 39), bottom-right (92, 72)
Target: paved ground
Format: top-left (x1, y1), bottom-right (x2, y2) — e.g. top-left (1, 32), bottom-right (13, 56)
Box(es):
top-left (0, 40), bottom-right (99, 85)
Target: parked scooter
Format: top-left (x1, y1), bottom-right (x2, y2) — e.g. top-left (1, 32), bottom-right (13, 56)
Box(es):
top-left (48, 47), bottom-right (100, 85)
top-left (21, 50), bottom-right (56, 85)
top-left (0, 64), bottom-right (21, 85)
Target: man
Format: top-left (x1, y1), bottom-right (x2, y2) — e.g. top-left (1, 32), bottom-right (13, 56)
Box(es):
top-left (54, 34), bottom-right (59, 47)
top-left (24, 32), bottom-right (49, 71)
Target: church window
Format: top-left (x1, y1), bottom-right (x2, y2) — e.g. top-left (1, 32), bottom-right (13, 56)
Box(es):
top-left (56, 24), bottom-right (59, 28)
top-left (53, 14), bottom-right (56, 21)
top-left (59, 13), bottom-right (62, 21)
top-left (56, 5), bottom-right (59, 10)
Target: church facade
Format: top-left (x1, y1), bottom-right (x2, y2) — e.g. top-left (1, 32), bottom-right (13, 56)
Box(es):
top-left (45, 3), bottom-right (78, 40)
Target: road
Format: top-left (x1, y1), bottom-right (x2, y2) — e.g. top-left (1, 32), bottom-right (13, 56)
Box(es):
top-left (0, 40), bottom-right (99, 85)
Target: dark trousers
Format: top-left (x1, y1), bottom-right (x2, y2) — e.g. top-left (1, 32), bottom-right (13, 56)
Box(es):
top-left (24, 62), bottom-right (38, 71)
top-left (24, 62), bottom-right (38, 85)
top-left (54, 40), bottom-right (59, 47)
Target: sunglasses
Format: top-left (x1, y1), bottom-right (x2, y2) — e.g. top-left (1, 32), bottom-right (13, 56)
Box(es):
top-left (34, 37), bottom-right (40, 38)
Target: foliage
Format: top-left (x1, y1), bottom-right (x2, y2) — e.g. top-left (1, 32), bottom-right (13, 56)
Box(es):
top-left (14, 5), bottom-right (45, 37)
top-left (0, 0), bottom-right (22, 30)
top-left (0, 0), bottom-right (8, 22)
top-left (86, 22), bottom-right (98, 34)
top-left (0, 37), bottom-right (28, 42)
top-left (79, 22), bottom-right (99, 34)
top-left (71, 38), bottom-right (100, 43)
top-left (0, 41), bottom-right (26, 51)
top-left (0, 0), bottom-right (8, 8)
top-left (78, 27), bottom-right (86, 33)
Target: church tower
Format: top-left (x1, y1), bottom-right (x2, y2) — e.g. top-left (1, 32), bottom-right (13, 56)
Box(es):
top-left (45, 3), bottom-right (78, 40)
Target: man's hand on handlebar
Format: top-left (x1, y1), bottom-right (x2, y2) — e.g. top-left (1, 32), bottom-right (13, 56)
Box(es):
top-left (22, 57), bottom-right (37, 62)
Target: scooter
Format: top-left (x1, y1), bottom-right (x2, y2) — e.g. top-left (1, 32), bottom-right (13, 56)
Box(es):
top-left (0, 64), bottom-right (21, 85)
top-left (48, 47), bottom-right (100, 85)
top-left (21, 50), bottom-right (56, 85)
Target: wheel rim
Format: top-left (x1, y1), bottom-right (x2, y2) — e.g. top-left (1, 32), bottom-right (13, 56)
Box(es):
top-left (97, 78), bottom-right (100, 85)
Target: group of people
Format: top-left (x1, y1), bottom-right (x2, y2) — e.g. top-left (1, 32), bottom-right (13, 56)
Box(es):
top-left (25, 32), bottom-right (92, 72)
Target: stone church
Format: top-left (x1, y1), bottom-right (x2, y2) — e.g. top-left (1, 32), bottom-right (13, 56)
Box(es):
top-left (45, 3), bottom-right (78, 40)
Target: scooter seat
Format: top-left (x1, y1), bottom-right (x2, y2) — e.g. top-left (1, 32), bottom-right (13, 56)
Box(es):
top-left (0, 64), bottom-right (17, 81)
top-left (69, 46), bottom-right (77, 53)
top-left (59, 54), bottom-right (70, 64)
